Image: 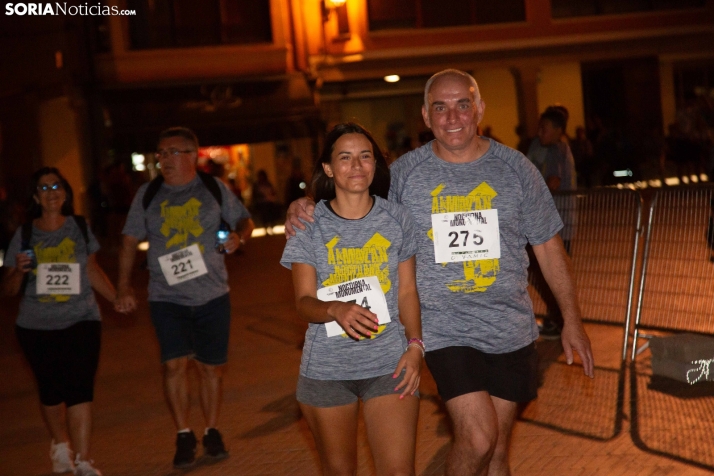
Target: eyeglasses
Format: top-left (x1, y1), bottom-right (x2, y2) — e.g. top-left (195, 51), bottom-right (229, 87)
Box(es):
top-left (155, 148), bottom-right (195, 158)
top-left (37, 182), bottom-right (63, 192)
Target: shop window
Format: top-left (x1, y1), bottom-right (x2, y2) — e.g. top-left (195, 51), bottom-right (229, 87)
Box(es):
top-left (367, 0), bottom-right (525, 31)
top-left (551, 0), bottom-right (706, 18)
top-left (127, 0), bottom-right (272, 50)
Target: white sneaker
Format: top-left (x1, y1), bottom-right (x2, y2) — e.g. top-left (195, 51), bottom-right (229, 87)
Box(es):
top-left (74, 458), bottom-right (102, 476)
top-left (50, 441), bottom-right (75, 473)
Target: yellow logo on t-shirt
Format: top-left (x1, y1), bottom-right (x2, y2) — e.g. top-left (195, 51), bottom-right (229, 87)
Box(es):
top-left (429, 182), bottom-right (500, 293)
top-left (34, 237), bottom-right (76, 302)
top-left (323, 232), bottom-right (391, 339)
top-left (323, 232), bottom-right (392, 294)
top-left (160, 198), bottom-right (204, 251)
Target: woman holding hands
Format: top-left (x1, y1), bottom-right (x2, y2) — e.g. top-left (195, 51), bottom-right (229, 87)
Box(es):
top-left (281, 123), bottom-right (424, 475)
top-left (2, 167), bottom-right (116, 476)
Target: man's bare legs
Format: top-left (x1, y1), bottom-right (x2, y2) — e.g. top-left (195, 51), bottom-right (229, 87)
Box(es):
top-left (444, 391), bottom-right (518, 476)
top-left (164, 357), bottom-right (190, 430)
top-left (164, 357), bottom-right (225, 431)
top-left (195, 362), bottom-right (223, 429)
top-left (487, 396), bottom-right (518, 476)
top-left (444, 391), bottom-right (498, 476)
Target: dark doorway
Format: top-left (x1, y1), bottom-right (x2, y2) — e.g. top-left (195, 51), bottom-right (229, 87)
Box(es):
top-left (581, 57), bottom-right (663, 184)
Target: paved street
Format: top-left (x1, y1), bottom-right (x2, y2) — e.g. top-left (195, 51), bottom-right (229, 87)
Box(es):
top-left (0, 234), bottom-right (711, 475)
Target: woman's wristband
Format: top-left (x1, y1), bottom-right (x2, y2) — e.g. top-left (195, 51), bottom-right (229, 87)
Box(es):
top-left (406, 342), bottom-right (425, 358)
top-left (406, 337), bottom-right (425, 358)
top-left (407, 337), bottom-right (425, 352)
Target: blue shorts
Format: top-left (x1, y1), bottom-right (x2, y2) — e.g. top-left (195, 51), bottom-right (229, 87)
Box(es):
top-left (149, 293), bottom-right (231, 366)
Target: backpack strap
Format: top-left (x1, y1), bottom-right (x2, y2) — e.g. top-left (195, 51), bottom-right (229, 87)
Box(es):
top-left (21, 221), bottom-right (32, 248)
top-left (197, 171), bottom-right (223, 207)
top-left (142, 175), bottom-right (165, 210)
top-left (142, 171), bottom-right (230, 229)
top-left (72, 215), bottom-right (90, 245)
top-left (197, 171), bottom-right (230, 230)
top-left (19, 221), bottom-right (33, 295)
top-left (142, 172), bottom-right (223, 209)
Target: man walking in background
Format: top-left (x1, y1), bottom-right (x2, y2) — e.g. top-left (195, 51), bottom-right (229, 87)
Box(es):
top-left (115, 127), bottom-right (253, 469)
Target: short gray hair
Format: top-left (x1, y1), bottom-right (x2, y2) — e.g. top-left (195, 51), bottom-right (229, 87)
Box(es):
top-left (423, 69), bottom-right (481, 108)
top-left (158, 126), bottom-right (199, 149)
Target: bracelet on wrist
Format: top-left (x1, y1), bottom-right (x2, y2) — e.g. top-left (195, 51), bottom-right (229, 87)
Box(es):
top-left (407, 337), bottom-right (425, 352)
top-left (406, 342), bottom-right (425, 358)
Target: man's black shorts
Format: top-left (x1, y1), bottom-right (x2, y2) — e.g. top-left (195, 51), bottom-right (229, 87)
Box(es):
top-left (425, 343), bottom-right (538, 403)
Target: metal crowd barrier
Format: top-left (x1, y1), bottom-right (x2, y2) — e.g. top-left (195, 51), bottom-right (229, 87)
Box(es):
top-left (630, 185), bottom-right (714, 471)
top-left (633, 185), bottom-right (714, 347)
top-left (522, 189), bottom-right (642, 440)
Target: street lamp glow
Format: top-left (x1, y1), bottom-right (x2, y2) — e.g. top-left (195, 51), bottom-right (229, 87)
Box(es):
top-left (384, 75), bottom-right (400, 83)
top-left (131, 153), bottom-right (146, 172)
top-left (613, 169), bottom-right (632, 177)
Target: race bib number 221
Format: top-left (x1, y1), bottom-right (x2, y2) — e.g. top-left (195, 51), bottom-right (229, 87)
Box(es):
top-left (158, 244), bottom-right (208, 286)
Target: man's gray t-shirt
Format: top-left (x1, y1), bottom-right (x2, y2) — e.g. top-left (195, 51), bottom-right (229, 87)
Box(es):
top-left (6, 217), bottom-right (101, 330)
top-left (527, 138), bottom-right (578, 241)
top-left (280, 197), bottom-right (419, 380)
top-left (122, 174), bottom-right (250, 306)
top-left (389, 139), bottom-right (563, 353)
top-left (527, 138), bottom-right (577, 192)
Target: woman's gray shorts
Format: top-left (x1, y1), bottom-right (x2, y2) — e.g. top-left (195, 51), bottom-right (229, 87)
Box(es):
top-left (296, 370), bottom-right (419, 407)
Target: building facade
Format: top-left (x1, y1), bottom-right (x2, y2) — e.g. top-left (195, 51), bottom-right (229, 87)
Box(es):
top-left (1, 0), bottom-right (713, 215)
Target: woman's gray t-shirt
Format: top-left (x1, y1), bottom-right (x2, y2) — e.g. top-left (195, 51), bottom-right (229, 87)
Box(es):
top-left (280, 197), bottom-right (419, 380)
top-left (6, 217), bottom-right (101, 330)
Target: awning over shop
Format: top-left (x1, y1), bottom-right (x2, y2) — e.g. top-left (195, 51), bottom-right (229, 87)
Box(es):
top-left (100, 74), bottom-right (321, 152)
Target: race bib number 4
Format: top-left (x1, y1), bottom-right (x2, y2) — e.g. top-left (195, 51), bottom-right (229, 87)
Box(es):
top-left (316, 276), bottom-right (391, 337)
top-left (37, 263), bottom-right (80, 295)
top-left (431, 209), bottom-right (501, 263)
top-left (158, 244), bottom-right (208, 286)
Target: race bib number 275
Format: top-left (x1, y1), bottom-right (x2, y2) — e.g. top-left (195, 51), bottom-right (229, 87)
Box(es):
top-left (431, 209), bottom-right (500, 263)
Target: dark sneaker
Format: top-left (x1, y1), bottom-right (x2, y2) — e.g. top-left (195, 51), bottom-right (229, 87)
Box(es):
top-left (539, 320), bottom-right (562, 340)
top-left (173, 431), bottom-right (197, 468)
top-left (202, 428), bottom-right (228, 459)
